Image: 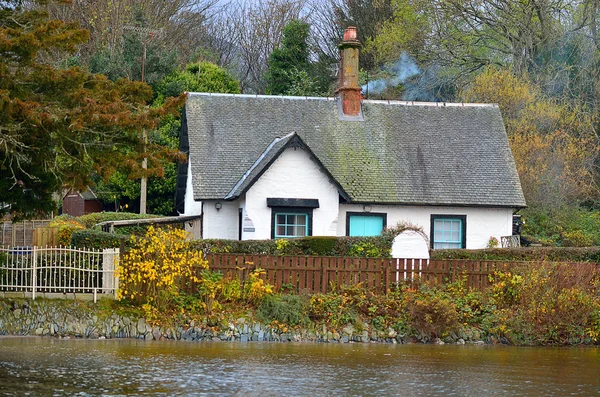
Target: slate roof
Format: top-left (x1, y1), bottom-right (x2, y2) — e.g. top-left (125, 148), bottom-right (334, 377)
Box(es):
top-left (182, 93), bottom-right (526, 208)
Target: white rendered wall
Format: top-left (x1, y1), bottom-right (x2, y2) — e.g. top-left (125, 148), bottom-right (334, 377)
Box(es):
top-left (184, 158), bottom-right (241, 240)
top-left (202, 199), bottom-right (241, 240)
top-left (339, 204), bottom-right (514, 255)
top-left (183, 160), bottom-right (203, 216)
top-left (244, 147), bottom-right (340, 240)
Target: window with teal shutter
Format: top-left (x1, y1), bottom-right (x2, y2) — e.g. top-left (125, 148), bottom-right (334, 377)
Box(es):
top-left (347, 213), bottom-right (386, 236)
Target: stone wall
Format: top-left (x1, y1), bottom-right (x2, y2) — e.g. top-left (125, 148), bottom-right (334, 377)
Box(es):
top-left (0, 299), bottom-right (484, 345)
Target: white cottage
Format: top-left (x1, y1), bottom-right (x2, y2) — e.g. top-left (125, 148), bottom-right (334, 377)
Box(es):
top-left (175, 27), bottom-right (526, 252)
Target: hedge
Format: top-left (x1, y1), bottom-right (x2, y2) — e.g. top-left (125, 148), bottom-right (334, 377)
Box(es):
top-left (189, 235), bottom-right (396, 258)
top-left (70, 229), bottom-right (132, 250)
top-left (78, 212), bottom-right (160, 229)
top-left (430, 247), bottom-right (600, 262)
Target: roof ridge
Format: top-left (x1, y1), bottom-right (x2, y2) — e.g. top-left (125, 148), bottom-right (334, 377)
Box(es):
top-left (361, 99), bottom-right (497, 108)
top-left (187, 92), bottom-right (497, 107)
top-left (187, 92), bottom-right (336, 101)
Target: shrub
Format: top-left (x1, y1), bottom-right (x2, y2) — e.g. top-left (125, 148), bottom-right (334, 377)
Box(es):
top-left (308, 289), bottom-right (360, 327)
top-left (79, 212), bottom-right (159, 228)
top-left (430, 247), bottom-right (600, 262)
top-left (521, 206), bottom-right (600, 247)
top-left (117, 226), bottom-right (208, 311)
top-left (219, 278), bottom-right (242, 302)
top-left (70, 229), bottom-right (131, 250)
top-left (49, 215), bottom-right (85, 246)
top-left (562, 230), bottom-right (593, 247)
top-left (489, 270), bottom-right (524, 308)
top-left (191, 235), bottom-right (394, 257)
top-left (405, 289), bottom-right (459, 340)
top-left (243, 268), bottom-right (274, 305)
top-left (487, 236), bottom-right (500, 248)
top-left (296, 236), bottom-right (337, 255)
top-left (349, 241), bottom-right (387, 257)
top-left (257, 294), bottom-right (310, 327)
top-left (486, 263), bottom-right (600, 344)
top-left (197, 269), bottom-right (223, 315)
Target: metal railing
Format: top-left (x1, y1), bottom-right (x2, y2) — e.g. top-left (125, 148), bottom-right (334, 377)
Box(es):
top-left (0, 246), bottom-right (119, 301)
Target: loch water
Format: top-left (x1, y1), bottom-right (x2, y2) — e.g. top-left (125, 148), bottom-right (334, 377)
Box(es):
top-left (0, 337), bottom-right (599, 396)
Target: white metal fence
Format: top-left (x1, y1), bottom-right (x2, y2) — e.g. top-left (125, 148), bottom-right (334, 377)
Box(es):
top-left (0, 246), bottom-right (119, 301)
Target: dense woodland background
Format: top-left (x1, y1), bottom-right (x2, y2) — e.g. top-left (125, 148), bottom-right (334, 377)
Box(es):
top-left (3, 0), bottom-right (600, 246)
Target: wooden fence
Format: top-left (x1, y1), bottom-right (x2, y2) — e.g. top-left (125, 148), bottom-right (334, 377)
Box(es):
top-left (33, 227), bottom-right (59, 246)
top-left (203, 254), bottom-right (392, 294)
top-left (200, 254), bottom-right (600, 294)
top-left (0, 220), bottom-right (52, 246)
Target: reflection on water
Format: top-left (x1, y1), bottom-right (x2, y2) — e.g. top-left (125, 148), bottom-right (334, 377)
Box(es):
top-left (0, 337), bottom-right (599, 396)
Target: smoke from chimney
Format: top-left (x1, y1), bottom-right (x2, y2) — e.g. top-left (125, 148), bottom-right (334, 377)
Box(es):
top-left (362, 52), bottom-right (420, 96)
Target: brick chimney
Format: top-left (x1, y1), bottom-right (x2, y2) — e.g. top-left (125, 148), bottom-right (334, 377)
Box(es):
top-left (338, 26), bottom-right (361, 117)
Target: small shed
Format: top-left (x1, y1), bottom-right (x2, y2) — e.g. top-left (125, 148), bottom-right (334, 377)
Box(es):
top-left (62, 188), bottom-right (103, 217)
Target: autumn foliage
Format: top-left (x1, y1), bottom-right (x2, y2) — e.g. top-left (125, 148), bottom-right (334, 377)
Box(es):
top-left (0, 2), bottom-right (185, 219)
top-left (117, 227), bottom-right (207, 311)
top-left (462, 68), bottom-right (600, 208)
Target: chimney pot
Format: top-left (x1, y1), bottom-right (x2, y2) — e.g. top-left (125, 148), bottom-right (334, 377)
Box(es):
top-left (343, 26), bottom-right (357, 41)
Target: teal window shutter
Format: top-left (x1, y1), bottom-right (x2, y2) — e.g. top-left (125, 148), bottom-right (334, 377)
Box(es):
top-left (349, 215), bottom-right (385, 236)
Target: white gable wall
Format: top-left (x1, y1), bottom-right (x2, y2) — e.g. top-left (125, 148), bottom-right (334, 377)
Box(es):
top-left (339, 204), bottom-right (514, 254)
top-left (244, 147), bottom-right (340, 239)
top-left (183, 159), bottom-right (203, 216)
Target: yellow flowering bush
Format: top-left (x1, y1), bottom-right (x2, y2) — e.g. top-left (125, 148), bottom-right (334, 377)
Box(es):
top-left (489, 270), bottom-right (523, 307)
top-left (117, 226), bottom-right (207, 311)
top-left (243, 268), bottom-right (274, 305)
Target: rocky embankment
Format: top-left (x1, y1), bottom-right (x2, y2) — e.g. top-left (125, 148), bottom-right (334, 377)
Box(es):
top-left (0, 299), bottom-right (485, 345)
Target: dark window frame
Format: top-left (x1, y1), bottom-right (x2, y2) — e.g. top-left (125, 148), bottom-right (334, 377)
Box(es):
top-left (271, 207), bottom-right (313, 239)
top-left (430, 214), bottom-right (467, 249)
top-left (346, 212), bottom-right (387, 236)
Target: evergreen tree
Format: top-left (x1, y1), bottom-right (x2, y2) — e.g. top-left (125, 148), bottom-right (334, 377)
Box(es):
top-left (265, 20), bottom-right (319, 95)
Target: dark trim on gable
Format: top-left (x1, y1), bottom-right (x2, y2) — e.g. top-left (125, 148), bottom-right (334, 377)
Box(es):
top-left (229, 133), bottom-right (351, 202)
top-left (267, 198), bottom-right (319, 208)
top-left (174, 105), bottom-right (190, 214)
top-left (345, 212), bottom-right (387, 236)
top-left (430, 214), bottom-right (467, 249)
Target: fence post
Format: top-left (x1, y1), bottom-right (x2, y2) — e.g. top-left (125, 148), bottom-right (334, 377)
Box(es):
top-left (321, 258), bottom-right (327, 293)
top-left (32, 246), bottom-right (37, 300)
top-left (113, 248), bottom-right (120, 299)
top-left (11, 223), bottom-right (16, 246)
top-left (385, 259), bottom-right (390, 293)
top-left (102, 248), bottom-right (116, 296)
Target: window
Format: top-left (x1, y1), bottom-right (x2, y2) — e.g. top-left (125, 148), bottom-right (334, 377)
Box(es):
top-left (270, 207), bottom-right (314, 238)
top-left (268, 198), bottom-right (318, 239)
top-left (346, 212), bottom-right (386, 236)
top-left (274, 212), bottom-right (309, 238)
top-left (431, 215), bottom-right (466, 249)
